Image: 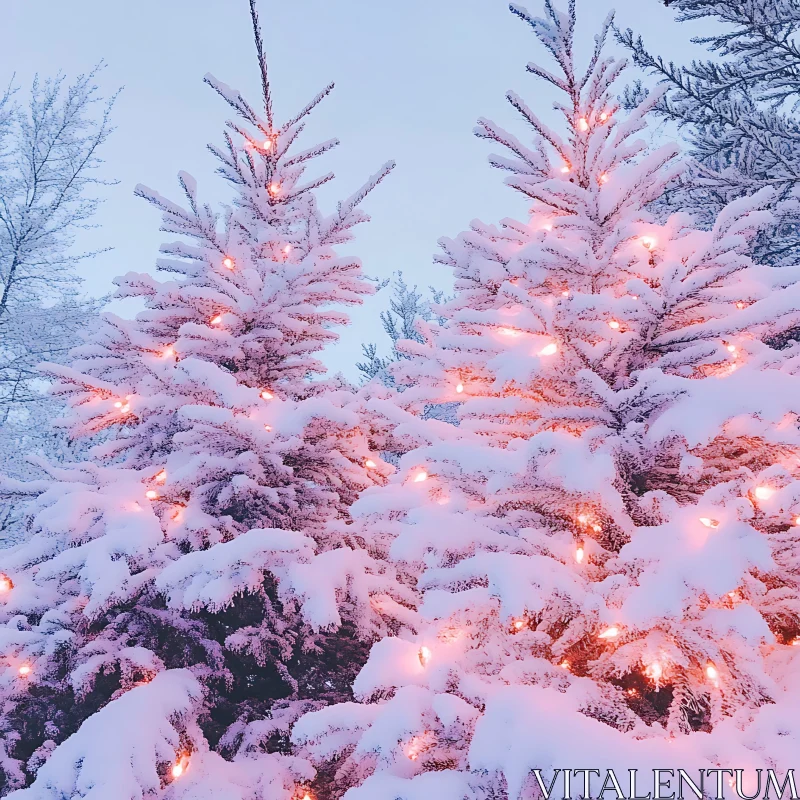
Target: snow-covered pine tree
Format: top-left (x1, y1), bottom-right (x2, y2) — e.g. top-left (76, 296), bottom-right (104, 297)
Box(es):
top-left (0, 3), bottom-right (406, 797)
top-left (293, 3), bottom-right (800, 797)
top-left (617, 0), bottom-right (800, 271)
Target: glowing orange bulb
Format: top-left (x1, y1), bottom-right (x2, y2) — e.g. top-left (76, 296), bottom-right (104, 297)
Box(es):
top-left (145, 490), bottom-right (159, 500)
top-left (575, 545), bottom-right (585, 564)
top-left (706, 663), bottom-right (719, 681)
top-left (171, 763), bottom-right (184, 779)
top-left (418, 646), bottom-right (432, 666)
top-left (262, 139), bottom-right (272, 150)
top-left (539, 342), bottom-right (558, 356)
top-left (561, 289), bottom-right (570, 297)
top-left (211, 315), bottom-right (223, 325)
top-left (726, 344), bottom-right (737, 353)
top-left (414, 471), bottom-right (428, 483)
top-left (736, 301), bottom-right (746, 309)
top-left (223, 256), bottom-right (235, 270)
top-left (578, 117), bottom-right (589, 131)
top-left (627, 688), bottom-right (638, 697)
top-left (754, 485), bottom-right (774, 501)
top-left (264, 424), bottom-right (273, 432)
top-left (512, 618), bottom-right (525, 631)
top-left (0, 575), bottom-right (11, 593)
top-left (598, 626), bottom-right (620, 640)
top-left (599, 173), bottom-right (609, 183)
top-left (268, 182), bottom-right (281, 196)
top-left (599, 111), bottom-right (609, 121)
top-left (18, 665), bottom-right (30, 677)
top-left (456, 382), bottom-right (464, 393)
top-left (365, 459), bottom-right (377, 468)
top-left (155, 470), bottom-right (167, 484)
top-left (560, 659), bottom-right (571, 670)
top-left (560, 164), bottom-right (571, 174)
top-left (699, 517), bottom-right (720, 529)
top-left (260, 390), bottom-right (274, 401)
top-left (114, 401), bottom-right (123, 409)
top-left (608, 320), bottom-right (621, 330)
top-left (646, 661), bottom-right (663, 680)
top-left (162, 346), bottom-right (175, 358)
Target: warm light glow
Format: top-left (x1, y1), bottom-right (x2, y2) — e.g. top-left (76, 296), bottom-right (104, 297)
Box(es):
top-left (577, 514), bottom-right (589, 525)
top-left (155, 470), bottom-right (167, 484)
top-left (699, 517), bottom-right (720, 529)
top-left (736, 301), bottom-right (745, 309)
top-left (578, 117), bottom-right (589, 131)
top-left (561, 289), bottom-right (570, 297)
top-left (365, 459), bottom-right (377, 468)
top-left (113, 401), bottom-right (123, 409)
top-left (598, 626), bottom-right (620, 640)
top-left (575, 545), bottom-right (585, 564)
top-left (754, 485), bottom-right (774, 501)
top-left (560, 659), bottom-right (571, 670)
top-left (405, 735), bottom-right (428, 761)
top-left (795, 516), bottom-right (800, 526)
top-left (456, 382), bottom-right (464, 393)
top-left (791, 637), bottom-right (800, 647)
top-left (414, 471), bottom-right (429, 483)
top-left (283, 244), bottom-right (292, 254)
top-left (171, 506), bottom-right (184, 522)
top-left (543, 223), bottom-right (553, 232)
top-left (727, 344), bottom-right (737, 353)
top-left (0, 575), bottom-right (11, 593)
top-left (418, 646), bottom-right (432, 666)
top-left (171, 762), bottom-right (184, 779)
top-left (268, 182), bottom-right (281, 196)
top-left (599, 172), bottom-right (609, 183)
top-left (539, 342), bottom-right (558, 356)
top-left (145, 490), bottom-right (159, 500)
top-left (162, 346), bottom-right (175, 358)
top-left (640, 236), bottom-right (656, 250)
top-left (599, 111), bottom-right (609, 122)
top-left (560, 164), bottom-right (571, 174)
top-left (264, 425), bottom-right (273, 432)
top-left (626, 688), bottom-right (638, 697)
top-left (511, 618), bottom-right (525, 631)
top-left (223, 256), bottom-right (235, 270)
top-left (608, 320), bottom-right (621, 330)
top-left (211, 315), bottom-right (223, 325)
top-left (706, 663), bottom-right (719, 681)
top-left (646, 661), bottom-right (663, 680)
top-left (18, 665), bottom-right (30, 677)
top-left (260, 390), bottom-right (274, 401)
top-left (121, 404), bottom-right (131, 414)
top-left (262, 139), bottom-right (272, 150)
top-left (498, 327), bottom-right (520, 337)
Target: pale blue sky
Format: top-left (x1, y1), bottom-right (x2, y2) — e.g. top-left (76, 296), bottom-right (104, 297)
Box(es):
top-left (5, 0), bottom-right (705, 377)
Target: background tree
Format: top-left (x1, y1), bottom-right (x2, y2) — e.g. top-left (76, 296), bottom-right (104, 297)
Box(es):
top-left (0, 68), bottom-right (114, 540)
top-left (293, 3), bottom-right (800, 797)
top-left (617, 1), bottom-right (800, 273)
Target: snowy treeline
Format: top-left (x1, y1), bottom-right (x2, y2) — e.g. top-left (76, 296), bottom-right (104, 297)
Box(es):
top-left (3, 1), bottom-right (800, 799)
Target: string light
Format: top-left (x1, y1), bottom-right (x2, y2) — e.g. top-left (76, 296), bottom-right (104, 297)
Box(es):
top-left (608, 320), bottom-right (621, 330)
top-left (145, 490), bottom-right (159, 501)
top-left (171, 756), bottom-right (189, 779)
top-left (262, 139), bottom-right (272, 150)
top-left (736, 301), bottom-right (746, 309)
top-left (754, 485), bottom-right (774, 501)
top-left (223, 256), bottom-right (235, 270)
top-left (264, 424), bottom-right (273, 432)
top-left (365, 459), bottom-right (377, 468)
top-left (18, 664), bottom-right (30, 677)
top-left (114, 401), bottom-right (123, 409)
top-left (575, 544), bottom-right (585, 564)
top-left (511, 618), bottom-right (526, 632)
top-left (211, 315), bottom-right (223, 325)
top-left (699, 517), bottom-right (720, 529)
top-left (0, 574), bottom-right (12, 593)
top-left (627, 688), bottom-right (638, 697)
top-left (268, 182), bottom-right (281, 196)
top-left (162, 346), bottom-right (175, 359)
top-left (560, 164), bottom-right (571, 174)
top-left (539, 342), bottom-right (558, 356)
top-left (414, 471), bottom-right (429, 483)
top-left (645, 661), bottom-right (663, 680)
top-left (599, 111), bottom-right (609, 122)
top-left (705, 662), bottom-right (719, 682)
top-left (640, 236), bottom-right (656, 250)
top-left (260, 390), bottom-right (274, 401)
top-left (578, 118), bottom-right (589, 131)
top-left (726, 344), bottom-right (737, 353)
top-left (560, 659), bottom-right (571, 670)
top-left (598, 626), bottom-right (620, 639)
top-left (418, 646), bottom-right (432, 667)
top-left (456, 382), bottom-right (464, 393)
top-left (561, 289), bottom-right (570, 297)
top-left (155, 470), bottom-right (167, 484)
top-left (599, 172), bottom-right (610, 183)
